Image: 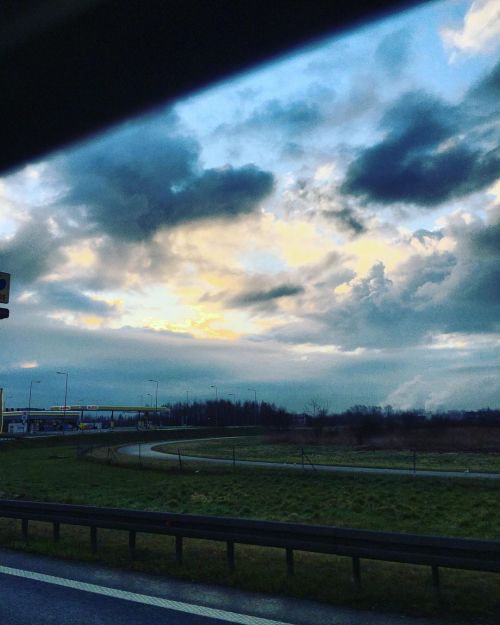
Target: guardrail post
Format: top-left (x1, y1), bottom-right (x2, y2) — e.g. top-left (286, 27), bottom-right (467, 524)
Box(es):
top-left (0, 500), bottom-right (495, 597)
top-left (129, 530), bottom-right (136, 558)
top-left (432, 565), bottom-right (441, 601)
top-left (175, 535), bottom-right (183, 563)
top-left (227, 540), bottom-right (235, 572)
top-left (21, 518), bottom-right (28, 540)
top-left (286, 548), bottom-right (294, 576)
top-left (352, 556), bottom-right (361, 590)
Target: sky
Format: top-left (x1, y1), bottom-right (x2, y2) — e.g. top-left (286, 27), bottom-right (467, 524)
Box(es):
top-left (1, 0), bottom-right (499, 413)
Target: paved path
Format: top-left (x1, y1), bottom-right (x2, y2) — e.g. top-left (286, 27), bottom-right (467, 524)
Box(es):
top-left (0, 548), bottom-right (446, 625)
top-left (118, 438), bottom-right (500, 480)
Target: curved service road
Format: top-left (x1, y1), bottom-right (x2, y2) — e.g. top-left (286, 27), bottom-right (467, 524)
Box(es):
top-left (118, 438), bottom-right (500, 480)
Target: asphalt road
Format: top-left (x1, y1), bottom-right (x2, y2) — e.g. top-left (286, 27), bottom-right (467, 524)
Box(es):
top-left (0, 548), bottom-right (443, 625)
top-left (118, 438), bottom-right (500, 480)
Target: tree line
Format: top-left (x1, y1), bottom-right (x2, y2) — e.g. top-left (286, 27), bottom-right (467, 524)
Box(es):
top-left (156, 401), bottom-right (500, 431)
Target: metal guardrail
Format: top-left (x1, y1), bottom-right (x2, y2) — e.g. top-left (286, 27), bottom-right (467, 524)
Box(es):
top-left (0, 499), bottom-right (498, 594)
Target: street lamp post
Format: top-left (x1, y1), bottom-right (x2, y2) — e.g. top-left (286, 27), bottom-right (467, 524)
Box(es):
top-left (27, 380), bottom-right (40, 433)
top-left (137, 394), bottom-right (144, 427)
top-left (148, 379), bottom-right (159, 427)
top-left (77, 398), bottom-right (85, 425)
top-left (185, 390), bottom-right (191, 427)
top-left (57, 371), bottom-right (68, 434)
top-left (248, 388), bottom-right (257, 426)
top-left (145, 393), bottom-right (152, 428)
top-left (210, 385), bottom-right (218, 426)
top-left (227, 393), bottom-right (235, 425)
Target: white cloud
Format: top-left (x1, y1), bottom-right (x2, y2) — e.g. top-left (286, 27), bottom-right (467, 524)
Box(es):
top-left (385, 375), bottom-right (428, 410)
top-left (441, 0), bottom-right (500, 60)
top-left (385, 369), bottom-right (500, 412)
top-left (19, 361), bottom-right (39, 369)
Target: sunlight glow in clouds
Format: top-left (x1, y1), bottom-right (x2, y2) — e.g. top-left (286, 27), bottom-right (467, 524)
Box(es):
top-left (1, 0), bottom-right (499, 411)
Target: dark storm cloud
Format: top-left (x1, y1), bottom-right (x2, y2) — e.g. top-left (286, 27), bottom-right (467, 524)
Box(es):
top-left (267, 216), bottom-right (500, 351)
top-left (267, 262), bottom-right (419, 350)
top-left (230, 284), bottom-right (304, 307)
top-left (352, 240), bottom-right (498, 344)
top-left (42, 283), bottom-right (119, 316)
top-left (174, 165), bottom-right (274, 222)
top-left (447, 222), bottom-right (500, 313)
top-left (247, 99), bottom-right (323, 133)
top-left (470, 221), bottom-right (500, 257)
top-left (217, 99), bottom-right (324, 137)
top-left (322, 207), bottom-right (366, 235)
top-left (211, 251), bottom-right (350, 315)
top-left (386, 220), bottom-right (500, 334)
top-left (469, 60), bottom-right (500, 102)
top-left (55, 118), bottom-right (274, 241)
top-left (285, 178), bottom-right (366, 235)
top-left (301, 250), bottom-right (355, 291)
top-left (375, 29), bottom-right (412, 76)
top-left (0, 219), bottom-right (63, 284)
top-left (396, 249), bottom-right (456, 298)
top-left (342, 63), bottom-right (500, 207)
top-left (12, 280), bottom-right (120, 317)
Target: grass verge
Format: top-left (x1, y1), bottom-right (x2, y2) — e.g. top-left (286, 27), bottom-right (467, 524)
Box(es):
top-left (0, 433), bottom-right (498, 623)
top-left (156, 436), bottom-right (500, 472)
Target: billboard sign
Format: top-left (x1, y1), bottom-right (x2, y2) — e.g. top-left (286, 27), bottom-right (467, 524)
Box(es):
top-left (0, 272), bottom-right (10, 304)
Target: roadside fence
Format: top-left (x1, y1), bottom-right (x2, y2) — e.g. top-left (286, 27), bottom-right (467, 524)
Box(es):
top-left (0, 499), bottom-right (498, 598)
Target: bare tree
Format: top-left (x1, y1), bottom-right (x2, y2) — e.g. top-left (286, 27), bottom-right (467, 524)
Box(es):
top-left (306, 398), bottom-right (329, 438)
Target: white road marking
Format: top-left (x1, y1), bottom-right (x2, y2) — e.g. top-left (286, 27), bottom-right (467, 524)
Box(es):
top-left (0, 564), bottom-right (294, 625)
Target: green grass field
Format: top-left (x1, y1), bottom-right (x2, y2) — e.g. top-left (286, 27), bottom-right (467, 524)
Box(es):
top-left (161, 435), bottom-right (500, 472)
top-left (0, 431), bottom-right (499, 622)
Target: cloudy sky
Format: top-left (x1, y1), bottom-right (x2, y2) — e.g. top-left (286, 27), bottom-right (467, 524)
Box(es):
top-left (1, 0), bottom-right (499, 412)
